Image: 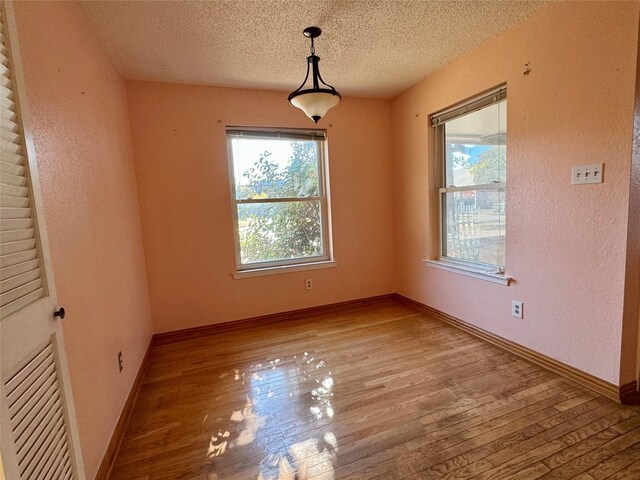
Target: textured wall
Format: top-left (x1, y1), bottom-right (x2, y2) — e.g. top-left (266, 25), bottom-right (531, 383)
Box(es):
top-left (622, 24), bottom-right (640, 383)
top-left (391, 0), bottom-right (640, 385)
top-left (13, 2), bottom-right (154, 478)
top-left (126, 82), bottom-right (395, 333)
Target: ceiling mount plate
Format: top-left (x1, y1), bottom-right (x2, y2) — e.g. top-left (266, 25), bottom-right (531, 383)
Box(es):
top-left (303, 26), bottom-right (322, 39)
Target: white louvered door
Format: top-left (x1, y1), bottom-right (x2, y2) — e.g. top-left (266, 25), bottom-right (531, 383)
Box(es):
top-left (0, 2), bottom-right (85, 479)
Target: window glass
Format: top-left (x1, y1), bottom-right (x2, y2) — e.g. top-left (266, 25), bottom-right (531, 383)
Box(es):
top-left (442, 189), bottom-right (506, 266)
top-left (444, 101), bottom-right (506, 187)
top-left (231, 138), bottom-right (320, 199)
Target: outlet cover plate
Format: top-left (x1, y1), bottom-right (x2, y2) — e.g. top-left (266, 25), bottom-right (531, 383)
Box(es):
top-left (512, 300), bottom-right (523, 319)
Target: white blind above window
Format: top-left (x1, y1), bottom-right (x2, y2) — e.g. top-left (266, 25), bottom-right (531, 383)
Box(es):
top-left (226, 127), bottom-right (326, 141)
top-left (0, 10), bottom-right (45, 319)
top-left (431, 85), bottom-right (507, 127)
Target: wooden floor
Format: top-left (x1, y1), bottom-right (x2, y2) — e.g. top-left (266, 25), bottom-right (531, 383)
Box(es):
top-left (110, 299), bottom-right (640, 479)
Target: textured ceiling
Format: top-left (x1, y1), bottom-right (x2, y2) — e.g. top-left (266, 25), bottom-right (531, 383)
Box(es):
top-left (80, 0), bottom-right (551, 99)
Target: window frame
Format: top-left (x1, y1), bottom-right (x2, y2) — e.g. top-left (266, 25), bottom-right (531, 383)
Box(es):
top-left (226, 127), bottom-right (333, 273)
top-left (432, 85), bottom-right (508, 273)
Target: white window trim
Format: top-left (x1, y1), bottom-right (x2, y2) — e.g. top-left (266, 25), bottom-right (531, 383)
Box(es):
top-left (432, 85), bottom-right (507, 274)
top-left (424, 258), bottom-right (511, 286)
top-left (226, 127), bottom-right (333, 276)
top-left (232, 260), bottom-right (338, 279)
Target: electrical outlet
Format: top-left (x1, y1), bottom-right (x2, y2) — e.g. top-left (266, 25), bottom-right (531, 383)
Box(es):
top-left (512, 301), bottom-right (523, 319)
top-left (117, 351), bottom-right (123, 372)
top-left (572, 163), bottom-right (603, 185)
top-left (305, 278), bottom-right (313, 290)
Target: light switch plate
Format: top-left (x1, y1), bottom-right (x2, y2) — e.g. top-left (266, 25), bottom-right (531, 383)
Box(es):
top-left (572, 163), bottom-right (603, 185)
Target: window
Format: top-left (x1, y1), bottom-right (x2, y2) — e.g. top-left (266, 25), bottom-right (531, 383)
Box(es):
top-left (227, 128), bottom-right (332, 272)
top-left (432, 86), bottom-right (507, 271)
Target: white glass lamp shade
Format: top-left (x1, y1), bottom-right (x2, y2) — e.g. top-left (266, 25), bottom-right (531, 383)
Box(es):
top-left (290, 91), bottom-right (341, 123)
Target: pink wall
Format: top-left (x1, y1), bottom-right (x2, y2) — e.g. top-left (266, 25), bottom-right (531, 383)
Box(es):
top-left (625, 26), bottom-right (640, 383)
top-left (126, 82), bottom-right (395, 333)
top-left (13, 2), bottom-right (154, 478)
top-left (391, 0), bottom-right (640, 386)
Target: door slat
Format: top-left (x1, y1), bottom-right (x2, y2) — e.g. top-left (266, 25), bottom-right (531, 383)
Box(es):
top-left (0, 287), bottom-right (44, 318)
top-left (0, 195), bottom-right (29, 208)
top-left (0, 238), bottom-right (35, 255)
top-left (0, 278), bottom-right (43, 308)
top-left (0, 258), bottom-right (39, 281)
top-left (1, 268), bottom-right (41, 296)
top-left (0, 248), bottom-right (37, 268)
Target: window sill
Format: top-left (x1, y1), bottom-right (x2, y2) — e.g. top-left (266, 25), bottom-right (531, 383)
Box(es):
top-left (233, 260), bottom-right (338, 279)
top-left (423, 259), bottom-right (511, 286)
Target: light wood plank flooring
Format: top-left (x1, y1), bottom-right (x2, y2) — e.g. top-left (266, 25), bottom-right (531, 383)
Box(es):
top-left (110, 298), bottom-right (640, 479)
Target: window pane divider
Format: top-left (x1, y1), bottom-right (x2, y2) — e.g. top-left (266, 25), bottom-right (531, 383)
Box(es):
top-left (235, 196), bottom-right (323, 204)
top-left (439, 182), bottom-right (505, 194)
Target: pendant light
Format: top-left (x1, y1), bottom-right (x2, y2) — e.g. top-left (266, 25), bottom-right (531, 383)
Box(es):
top-left (288, 26), bottom-right (341, 123)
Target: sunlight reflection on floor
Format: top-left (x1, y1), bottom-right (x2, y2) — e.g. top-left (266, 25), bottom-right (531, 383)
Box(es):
top-left (206, 352), bottom-right (338, 480)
